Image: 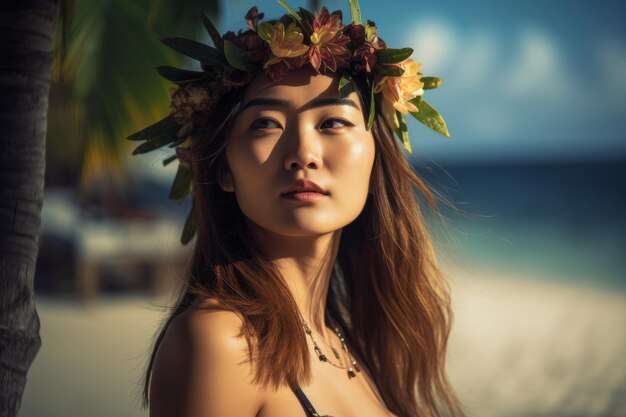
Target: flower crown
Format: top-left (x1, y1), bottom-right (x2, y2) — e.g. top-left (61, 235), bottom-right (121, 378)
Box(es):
top-left (127, 0), bottom-right (450, 244)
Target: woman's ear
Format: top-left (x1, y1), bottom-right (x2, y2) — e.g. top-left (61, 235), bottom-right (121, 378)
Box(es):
top-left (217, 167), bottom-right (235, 192)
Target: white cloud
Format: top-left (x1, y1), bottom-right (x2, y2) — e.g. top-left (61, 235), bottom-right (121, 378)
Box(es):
top-left (596, 39), bottom-right (626, 94)
top-left (407, 19), bottom-right (458, 74)
top-left (452, 32), bottom-right (499, 89)
top-left (500, 28), bottom-right (574, 102)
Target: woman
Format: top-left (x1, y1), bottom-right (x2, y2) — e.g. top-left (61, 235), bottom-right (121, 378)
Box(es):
top-left (130, 3), bottom-right (463, 416)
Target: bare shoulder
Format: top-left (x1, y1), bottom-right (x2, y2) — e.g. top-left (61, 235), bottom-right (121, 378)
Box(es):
top-left (149, 297), bottom-right (265, 417)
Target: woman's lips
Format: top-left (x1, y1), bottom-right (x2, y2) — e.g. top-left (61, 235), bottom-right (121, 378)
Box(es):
top-left (281, 191), bottom-right (328, 202)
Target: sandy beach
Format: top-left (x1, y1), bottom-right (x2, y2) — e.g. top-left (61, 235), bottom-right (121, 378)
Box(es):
top-left (19, 270), bottom-right (626, 417)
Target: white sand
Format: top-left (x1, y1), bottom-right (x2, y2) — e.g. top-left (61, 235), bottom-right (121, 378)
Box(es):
top-left (19, 272), bottom-right (626, 417)
top-left (447, 269), bottom-right (626, 417)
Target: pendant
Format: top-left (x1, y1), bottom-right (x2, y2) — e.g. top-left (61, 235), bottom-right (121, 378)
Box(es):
top-left (347, 368), bottom-right (356, 378)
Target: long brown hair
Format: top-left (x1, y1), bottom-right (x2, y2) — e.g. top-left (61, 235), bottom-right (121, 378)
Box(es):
top-left (141, 73), bottom-right (464, 417)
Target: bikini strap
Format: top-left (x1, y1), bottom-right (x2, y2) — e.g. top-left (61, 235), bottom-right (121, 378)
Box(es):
top-left (292, 384), bottom-right (321, 417)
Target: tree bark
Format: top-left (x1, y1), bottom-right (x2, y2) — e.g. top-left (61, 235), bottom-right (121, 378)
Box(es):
top-left (0, 1), bottom-right (58, 416)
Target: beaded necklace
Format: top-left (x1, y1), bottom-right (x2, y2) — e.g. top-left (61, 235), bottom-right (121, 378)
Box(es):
top-left (300, 316), bottom-right (362, 379)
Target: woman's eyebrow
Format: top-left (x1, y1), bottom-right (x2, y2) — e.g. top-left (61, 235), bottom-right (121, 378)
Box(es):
top-left (240, 97), bottom-right (359, 112)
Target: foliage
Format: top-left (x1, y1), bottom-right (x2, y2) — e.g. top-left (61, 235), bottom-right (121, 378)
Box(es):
top-left (48, 0), bottom-right (220, 190)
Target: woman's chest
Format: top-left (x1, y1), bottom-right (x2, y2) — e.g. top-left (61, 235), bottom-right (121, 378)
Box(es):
top-left (259, 363), bottom-right (399, 417)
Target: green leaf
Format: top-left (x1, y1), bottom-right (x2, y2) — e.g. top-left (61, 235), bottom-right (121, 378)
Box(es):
top-left (156, 66), bottom-right (206, 84)
top-left (376, 48), bottom-right (413, 64)
top-left (409, 97), bottom-right (451, 138)
top-left (168, 136), bottom-right (188, 148)
top-left (338, 75), bottom-right (353, 98)
top-left (223, 40), bottom-right (259, 72)
top-left (375, 65), bottom-right (404, 77)
top-left (348, 0), bottom-right (362, 25)
top-left (277, 0), bottom-right (302, 23)
top-left (127, 115), bottom-right (179, 142)
top-left (162, 154), bottom-right (178, 166)
top-left (160, 37), bottom-right (226, 67)
top-left (421, 76), bottom-right (443, 90)
top-left (297, 7), bottom-right (315, 37)
top-left (396, 111), bottom-right (412, 153)
top-left (201, 13), bottom-right (224, 50)
top-left (132, 134), bottom-right (178, 155)
top-left (181, 203), bottom-right (196, 245)
top-left (169, 162), bottom-right (192, 200)
top-left (298, 7), bottom-right (315, 24)
top-left (48, 0), bottom-right (221, 188)
top-left (368, 84), bottom-right (376, 130)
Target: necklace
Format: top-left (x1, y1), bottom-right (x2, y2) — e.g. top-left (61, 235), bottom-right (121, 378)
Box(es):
top-left (300, 316), bottom-right (362, 379)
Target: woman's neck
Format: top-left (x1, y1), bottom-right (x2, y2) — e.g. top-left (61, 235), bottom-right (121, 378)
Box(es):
top-left (247, 219), bottom-right (342, 338)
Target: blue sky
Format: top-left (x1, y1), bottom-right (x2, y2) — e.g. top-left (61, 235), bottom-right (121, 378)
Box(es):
top-left (219, 0), bottom-right (626, 164)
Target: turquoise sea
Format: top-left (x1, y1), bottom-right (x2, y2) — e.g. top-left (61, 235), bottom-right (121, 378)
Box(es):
top-left (417, 161), bottom-right (626, 292)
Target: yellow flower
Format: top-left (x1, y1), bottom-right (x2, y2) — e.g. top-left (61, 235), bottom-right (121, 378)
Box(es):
top-left (375, 58), bottom-right (424, 129)
top-left (258, 21), bottom-right (309, 67)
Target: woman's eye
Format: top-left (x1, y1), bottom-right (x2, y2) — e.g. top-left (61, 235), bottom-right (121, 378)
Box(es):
top-left (320, 118), bottom-right (352, 130)
top-left (251, 118), bottom-right (282, 130)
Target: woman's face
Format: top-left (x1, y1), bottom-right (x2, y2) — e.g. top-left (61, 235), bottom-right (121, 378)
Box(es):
top-left (220, 67), bottom-right (375, 238)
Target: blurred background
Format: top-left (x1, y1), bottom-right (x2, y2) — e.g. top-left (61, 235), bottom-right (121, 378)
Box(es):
top-left (21, 0), bottom-right (625, 416)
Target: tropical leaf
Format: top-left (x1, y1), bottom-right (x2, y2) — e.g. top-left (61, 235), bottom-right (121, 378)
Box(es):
top-left (127, 114), bottom-right (179, 141)
top-left (368, 81), bottom-right (375, 130)
top-left (376, 48), bottom-right (413, 64)
top-left (338, 75), bottom-right (353, 98)
top-left (421, 76), bottom-right (443, 90)
top-left (48, 0), bottom-right (221, 190)
top-left (409, 97), bottom-right (451, 138)
top-left (181, 202), bottom-right (196, 244)
top-left (223, 40), bottom-right (259, 72)
top-left (169, 162), bottom-right (192, 200)
top-left (168, 135), bottom-right (187, 148)
top-left (132, 133), bottom-right (178, 155)
top-left (160, 37), bottom-right (226, 66)
top-left (297, 7), bottom-right (314, 37)
top-left (348, 0), bottom-right (362, 25)
top-left (278, 0), bottom-right (302, 23)
top-left (162, 153), bottom-right (177, 166)
top-left (156, 65), bottom-right (206, 83)
top-left (201, 12), bottom-right (223, 50)
top-left (396, 111), bottom-right (412, 153)
top-left (375, 65), bottom-right (404, 77)
top-left (298, 7), bottom-right (315, 22)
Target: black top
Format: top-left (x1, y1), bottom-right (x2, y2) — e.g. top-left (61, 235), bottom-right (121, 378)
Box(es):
top-left (292, 384), bottom-right (332, 417)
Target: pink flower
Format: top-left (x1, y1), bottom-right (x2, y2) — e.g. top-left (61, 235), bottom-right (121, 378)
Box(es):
top-left (308, 7), bottom-right (351, 73)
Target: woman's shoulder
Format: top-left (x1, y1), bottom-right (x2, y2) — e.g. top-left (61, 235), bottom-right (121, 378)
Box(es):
top-left (150, 297), bottom-right (265, 417)
top-left (173, 297), bottom-right (249, 345)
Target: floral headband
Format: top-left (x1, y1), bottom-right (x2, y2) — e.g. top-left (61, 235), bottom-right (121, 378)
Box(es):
top-left (127, 0), bottom-right (450, 244)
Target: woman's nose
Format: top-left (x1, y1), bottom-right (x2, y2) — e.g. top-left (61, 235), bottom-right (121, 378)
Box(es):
top-left (283, 124), bottom-right (323, 171)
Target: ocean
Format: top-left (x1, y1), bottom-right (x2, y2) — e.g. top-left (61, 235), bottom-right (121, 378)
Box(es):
top-left (415, 161), bottom-right (626, 292)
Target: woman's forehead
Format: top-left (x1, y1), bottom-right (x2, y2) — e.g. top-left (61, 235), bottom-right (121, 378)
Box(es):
top-left (241, 68), bottom-right (355, 108)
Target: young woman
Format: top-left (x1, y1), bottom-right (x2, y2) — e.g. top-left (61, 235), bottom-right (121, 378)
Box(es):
top-left (130, 3), bottom-right (463, 417)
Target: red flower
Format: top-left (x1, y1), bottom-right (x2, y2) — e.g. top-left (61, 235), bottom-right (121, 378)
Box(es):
top-left (353, 43), bottom-right (377, 73)
top-left (223, 30), bottom-right (267, 62)
top-left (308, 7), bottom-right (351, 73)
top-left (244, 6), bottom-right (264, 32)
top-left (344, 22), bottom-right (365, 48)
top-left (265, 60), bottom-right (289, 82)
top-left (221, 67), bottom-right (252, 89)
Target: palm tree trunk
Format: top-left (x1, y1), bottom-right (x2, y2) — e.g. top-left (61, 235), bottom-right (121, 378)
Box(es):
top-left (0, 1), bottom-right (59, 416)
